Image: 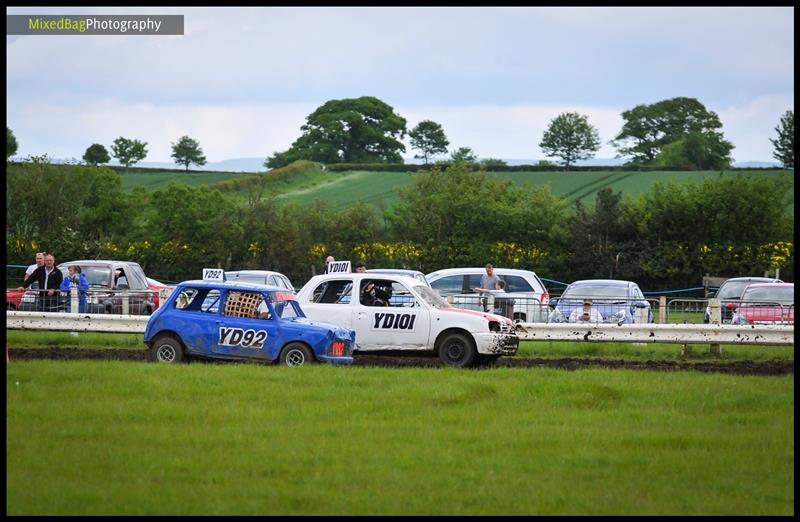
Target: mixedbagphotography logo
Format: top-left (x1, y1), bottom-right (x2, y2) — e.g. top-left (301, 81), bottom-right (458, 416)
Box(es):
top-left (7, 14), bottom-right (184, 35)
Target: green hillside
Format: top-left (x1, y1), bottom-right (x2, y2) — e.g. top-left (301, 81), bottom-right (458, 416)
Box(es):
top-left (118, 165), bottom-right (794, 213)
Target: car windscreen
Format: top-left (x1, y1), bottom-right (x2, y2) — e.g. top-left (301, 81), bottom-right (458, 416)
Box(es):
top-left (82, 267), bottom-right (114, 289)
top-left (717, 281), bottom-right (752, 299)
top-left (741, 287), bottom-right (794, 306)
top-left (416, 285), bottom-right (449, 308)
top-left (562, 284), bottom-right (628, 301)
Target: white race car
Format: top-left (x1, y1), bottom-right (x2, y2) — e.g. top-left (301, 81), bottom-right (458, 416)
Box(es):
top-left (295, 273), bottom-right (519, 367)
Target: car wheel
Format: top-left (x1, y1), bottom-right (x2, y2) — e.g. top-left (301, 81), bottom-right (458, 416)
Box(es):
top-left (279, 343), bottom-right (314, 367)
top-left (150, 334), bottom-right (185, 363)
top-left (438, 332), bottom-right (477, 368)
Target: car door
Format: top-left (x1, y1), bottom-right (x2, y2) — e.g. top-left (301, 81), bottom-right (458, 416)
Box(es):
top-left (211, 289), bottom-right (275, 360)
top-left (299, 277), bottom-right (355, 329)
top-left (352, 279), bottom-right (431, 351)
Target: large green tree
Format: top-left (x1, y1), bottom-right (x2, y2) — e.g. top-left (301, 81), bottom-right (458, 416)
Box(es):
top-left (171, 135), bottom-right (208, 171)
top-left (611, 97), bottom-right (734, 167)
top-left (654, 132), bottom-right (732, 170)
top-left (265, 96), bottom-right (407, 168)
top-left (7, 127), bottom-right (18, 159)
top-left (409, 120), bottom-right (449, 164)
top-left (82, 143), bottom-right (111, 166)
top-left (111, 137), bottom-right (148, 172)
top-left (539, 112), bottom-right (601, 170)
top-left (770, 110), bottom-right (794, 168)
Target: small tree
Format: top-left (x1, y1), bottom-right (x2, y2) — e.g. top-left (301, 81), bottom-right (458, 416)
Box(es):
top-left (171, 135), bottom-right (208, 171)
top-left (7, 127), bottom-right (18, 159)
top-left (450, 146), bottom-right (478, 165)
top-left (111, 137), bottom-right (148, 172)
top-left (539, 112), bottom-right (601, 170)
top-left (83, 143), bottom-right (111, 166)
top-left (409, 120), bottom-right (449, 164)
top-left (770, 110), bottom-right (794, 169)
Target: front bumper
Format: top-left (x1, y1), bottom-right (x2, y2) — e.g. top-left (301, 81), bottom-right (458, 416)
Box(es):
top-left (474, 332), bottom-right (519, 355)
top-left (317, 355), bottom-right (354, 365)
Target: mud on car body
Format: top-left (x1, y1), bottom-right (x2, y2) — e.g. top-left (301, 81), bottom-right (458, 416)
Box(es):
top-left (144, 280), bottom-right (355, 366)
top-left (295, 273), bottom-right (519, 367)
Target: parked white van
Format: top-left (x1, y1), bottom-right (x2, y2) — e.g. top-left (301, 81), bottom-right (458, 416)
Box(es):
top-left (426, 267), bottom-right (550, 322)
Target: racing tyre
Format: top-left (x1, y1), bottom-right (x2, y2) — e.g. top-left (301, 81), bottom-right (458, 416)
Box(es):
top-left (279, 343), bottom-right (314, 367)
top-left (438, 332), bottom-right (477, 368)
top-left (150, 334), bottom-right (185, 363)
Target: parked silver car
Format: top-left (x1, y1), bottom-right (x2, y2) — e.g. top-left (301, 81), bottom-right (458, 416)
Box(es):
top-left (225, 270), bottom-right (295, 291)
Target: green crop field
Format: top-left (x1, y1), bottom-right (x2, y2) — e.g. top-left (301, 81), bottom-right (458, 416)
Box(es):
top-left (117, 169), bottom-right (258, 191)
top-left (117, 166), bottom-right (794, 214)
top-left (6, 361), bottom-right (794, 515)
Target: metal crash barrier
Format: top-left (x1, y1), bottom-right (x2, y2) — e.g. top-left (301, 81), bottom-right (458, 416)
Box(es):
top-left (6, 311), bottom-right (794, 347)
top-left (7, 311), bottom-right (149, 333)
top-left (513, 322), bottom-right (794, 346)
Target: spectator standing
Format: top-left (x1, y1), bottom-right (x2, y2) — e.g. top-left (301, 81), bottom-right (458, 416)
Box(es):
top-left (23, 252), bottom-right (45, 284)
top-left (321, 255), bottom-right (336, 274)
top-left (59, 265), bottom-right (89, 313)
top-left (354, 261), bottom-right (367, 273)
top-left (19, 253), bottom-right (63, 311)
top-left (477, 263), bottom-right (501, 293)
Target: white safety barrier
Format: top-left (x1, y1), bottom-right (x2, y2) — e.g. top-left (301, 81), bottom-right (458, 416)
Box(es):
top-left (7, 311), bottom-right (793, 346)
top-left (514, 322), bottom-right (794, 346)
top-left (7, 311), bottom-right (149, 333)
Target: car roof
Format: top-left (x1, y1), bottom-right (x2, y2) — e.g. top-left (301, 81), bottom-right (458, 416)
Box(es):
top-left (58, 259), bottom-right (141, 266)
top-left (721, 277), bottom-right (783, 284)
top-left (742, 282), bottom-right (794, 289)
top-left (368, 269), bottom-right (424, 276)
top-left (568, 279), bottom-right (633, 286)
top-left (226, 270), bottom-right (286, 275)
top-left (176, 279), bottom-right (289, 292)
top-left (308, 273), bottom-right (424, 285)
top-left (426, 267), bottom-right (540, 277)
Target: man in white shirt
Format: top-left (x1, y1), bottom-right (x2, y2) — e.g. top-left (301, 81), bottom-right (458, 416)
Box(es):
top-left (23, 252), bottom-right (45, 284)
top-left (569, 299), bottom-right (603, 323)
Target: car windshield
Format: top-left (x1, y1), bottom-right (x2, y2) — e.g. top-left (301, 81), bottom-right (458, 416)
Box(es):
top-left (267, 290), bottom-right (303, 318)
top-left (562, 284), bottom-right (628, 302)
top-left (717, 281), bottom-right (752, 299)
top-left (741, 287), bottom-right (794, 306)
top-left (416, 285), bottom-right (449, 308)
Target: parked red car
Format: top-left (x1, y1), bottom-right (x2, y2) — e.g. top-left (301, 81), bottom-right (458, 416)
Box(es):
top-left (730, 282), bottom-right (794, 325)
top-left (147, 277), bottom-right (173, 309)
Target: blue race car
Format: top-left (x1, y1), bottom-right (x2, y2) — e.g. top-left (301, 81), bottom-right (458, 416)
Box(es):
top-left (144, 279), bottom-right (355, 366)
top-left (546, 279), bottom-right (653, 325)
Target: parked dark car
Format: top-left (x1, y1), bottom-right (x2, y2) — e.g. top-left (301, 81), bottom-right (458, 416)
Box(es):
top-left (704, 276), bottom-right (783, 323)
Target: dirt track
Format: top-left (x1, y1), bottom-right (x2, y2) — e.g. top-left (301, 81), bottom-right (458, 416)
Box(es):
top-left (6, 347), bottom-right (793, 376)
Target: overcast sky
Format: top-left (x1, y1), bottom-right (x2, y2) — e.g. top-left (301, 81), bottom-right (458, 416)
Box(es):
top-left (6, 6), bottom-right (794, 164)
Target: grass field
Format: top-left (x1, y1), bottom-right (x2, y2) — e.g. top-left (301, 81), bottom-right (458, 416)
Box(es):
top-left (6, 361), bottom-right (793, 515)
top-left (116, 167), bottom-right (794, 213)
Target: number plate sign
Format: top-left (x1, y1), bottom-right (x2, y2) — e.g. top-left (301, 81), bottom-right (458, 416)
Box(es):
top-left (203, 268), bottom-right (225, 282)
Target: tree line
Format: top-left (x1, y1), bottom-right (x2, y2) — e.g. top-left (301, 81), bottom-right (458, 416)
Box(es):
top-left (6, 160), bottom-right (793, 290)
top-left (6, 98), bottom-right (795, 171)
